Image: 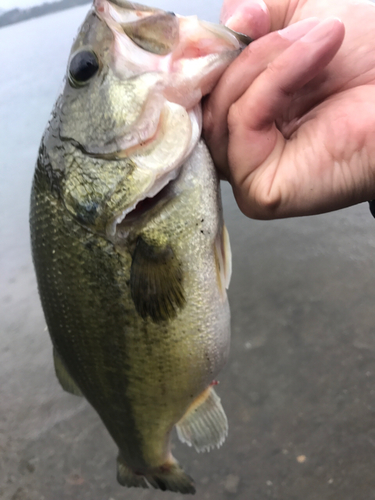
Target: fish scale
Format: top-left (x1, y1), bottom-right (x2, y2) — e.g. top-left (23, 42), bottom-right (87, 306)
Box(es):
top-left (31, 141), bottom-right (230, 467)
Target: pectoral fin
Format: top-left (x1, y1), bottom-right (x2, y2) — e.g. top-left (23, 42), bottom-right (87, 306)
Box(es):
top-left (53, 347), bottom-right (83, 397)
top-left (130, 237), bottom-right (185, 323)
top-left (176, 386), bottom-right (228, 453)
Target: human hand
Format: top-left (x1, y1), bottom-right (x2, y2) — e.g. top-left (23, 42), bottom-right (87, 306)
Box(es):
top-left (203, 0), bottom-right (375, 218)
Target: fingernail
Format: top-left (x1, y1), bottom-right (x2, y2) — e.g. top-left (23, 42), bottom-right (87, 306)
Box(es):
top-left (222, 1), bottom-right (269, 38)
top-left (220, 2), bottom-right (238, 24)
top-left (225, 13), bottom-right (242, 30)
top-left (278, 17), bottom-right (320, 41)
top-left (301, 17), bottom-right (343, 43)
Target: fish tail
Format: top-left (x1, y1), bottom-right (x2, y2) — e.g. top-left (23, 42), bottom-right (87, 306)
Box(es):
top-left (117, 454), bottom-right (196, 494)
top-left (145, 458), bottom-right (196, 494)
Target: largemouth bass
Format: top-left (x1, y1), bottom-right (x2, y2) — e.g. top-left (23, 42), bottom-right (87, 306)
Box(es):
top-left (30, 0), bottom-right (249, 494)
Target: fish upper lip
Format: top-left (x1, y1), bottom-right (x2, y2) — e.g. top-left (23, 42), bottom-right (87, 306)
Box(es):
top-left (70, 97), bottom-right (164, 160)
top-left (62, 121), bottom-right (160, 160)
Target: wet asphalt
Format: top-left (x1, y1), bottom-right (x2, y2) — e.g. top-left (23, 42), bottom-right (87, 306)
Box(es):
top-left (2, 3), bottom-right (375, 500)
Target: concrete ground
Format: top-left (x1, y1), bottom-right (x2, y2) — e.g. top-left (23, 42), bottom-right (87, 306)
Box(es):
top-left (2, 4), bottom-right (375, 500)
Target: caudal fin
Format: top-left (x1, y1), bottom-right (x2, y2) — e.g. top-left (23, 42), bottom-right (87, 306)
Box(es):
top-left (117, 454), bottom-right (196, 494)
top-left (117, 456), bottom-right (148, 489)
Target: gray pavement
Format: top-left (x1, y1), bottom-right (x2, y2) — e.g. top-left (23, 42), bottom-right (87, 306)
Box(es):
top-left (2, 4), bottom-right (375, 500)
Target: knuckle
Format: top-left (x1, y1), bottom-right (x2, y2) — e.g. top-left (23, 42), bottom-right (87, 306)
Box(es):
top-left (266, 59), bottom-right (283, 80)
top-left (237, 179), bottom-right (283, 220)
top-left (253, 182), bottom-right (283, 218)
top-left (256, 191), bottom-right (282, 217)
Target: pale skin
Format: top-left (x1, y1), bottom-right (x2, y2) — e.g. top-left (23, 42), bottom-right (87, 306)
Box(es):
top-left (203, 0), bottom-right (375, 219)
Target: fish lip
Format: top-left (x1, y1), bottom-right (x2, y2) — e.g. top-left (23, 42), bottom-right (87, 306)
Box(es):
top-left (61, 111), bottom-right (162, 160)
top-left (67, 99), bottom-right (164, 160)
top-left (63, 125), bottom-right (160, 160)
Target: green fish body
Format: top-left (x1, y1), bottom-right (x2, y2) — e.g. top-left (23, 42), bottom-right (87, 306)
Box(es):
top-left (30, 0), bottom-right (249, 493)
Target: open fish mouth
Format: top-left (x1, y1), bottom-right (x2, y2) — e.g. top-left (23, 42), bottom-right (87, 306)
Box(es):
top-left (105, 102), bottom-right (202, 241)
top-left (96, 0), bottom-right (251, 112)
top-left (63, 0), bottom-right (251, 243)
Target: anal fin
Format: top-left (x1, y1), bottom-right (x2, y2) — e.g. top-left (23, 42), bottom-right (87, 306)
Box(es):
top-left (117, 454), bottom-right (195, 494)
top-left (176, 386), bottom-right (228, 453)
top-left (53, 347), bottom-right (83, 397)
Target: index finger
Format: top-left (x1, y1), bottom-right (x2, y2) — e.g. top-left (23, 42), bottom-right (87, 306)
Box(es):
top-left (203, 18), bottom-right (321, 178)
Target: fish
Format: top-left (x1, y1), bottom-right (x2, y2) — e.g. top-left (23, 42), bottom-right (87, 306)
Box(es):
top-left (30, 0), bottom-right (250, 494)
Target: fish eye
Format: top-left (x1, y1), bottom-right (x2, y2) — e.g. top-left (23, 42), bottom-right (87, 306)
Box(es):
top-left (166, 11), bottom-right (175, 16)
top-left (69, 50), bottom-right (99, 88)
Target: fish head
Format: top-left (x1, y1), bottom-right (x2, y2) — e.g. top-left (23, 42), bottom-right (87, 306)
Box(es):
top-left (50, 0), bottom-right (250, 241)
